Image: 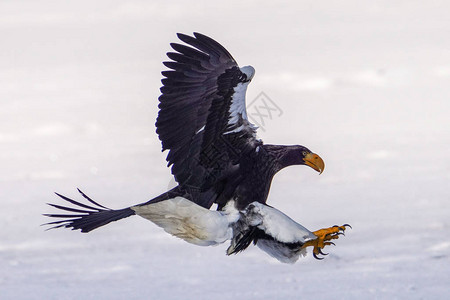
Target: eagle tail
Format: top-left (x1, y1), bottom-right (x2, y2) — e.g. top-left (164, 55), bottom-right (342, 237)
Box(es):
top-left (43, 189), bottom-right (135, 233)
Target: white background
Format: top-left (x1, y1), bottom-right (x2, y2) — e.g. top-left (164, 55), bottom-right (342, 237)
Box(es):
top-left (1, 1), bottom-right (449, 299)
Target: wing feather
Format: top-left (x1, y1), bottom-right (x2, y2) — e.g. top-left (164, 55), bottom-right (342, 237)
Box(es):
top-left (156, 33), bottom-right (259, 207)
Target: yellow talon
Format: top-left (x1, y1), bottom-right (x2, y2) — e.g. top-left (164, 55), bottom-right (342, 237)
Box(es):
top-left (302, 224), bottom-right (350, 259)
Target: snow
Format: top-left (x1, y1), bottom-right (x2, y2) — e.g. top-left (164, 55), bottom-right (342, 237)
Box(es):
top-left (1, 1), bottom-right (450, 299)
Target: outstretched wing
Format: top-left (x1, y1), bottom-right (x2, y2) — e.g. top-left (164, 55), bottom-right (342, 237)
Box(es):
top-left (156, 32), bottom-right (259, 200)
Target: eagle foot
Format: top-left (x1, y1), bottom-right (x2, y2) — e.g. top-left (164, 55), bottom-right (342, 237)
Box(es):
top-left (302, 224), bottom-right (351, 260)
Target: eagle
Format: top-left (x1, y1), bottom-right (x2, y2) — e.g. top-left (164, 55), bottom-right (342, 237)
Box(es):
top-left (44, 32), bottom-right (349, 263)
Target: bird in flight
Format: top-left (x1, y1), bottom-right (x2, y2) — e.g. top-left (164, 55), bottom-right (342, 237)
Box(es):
top-left (44, 32), bottom-right (349, 263)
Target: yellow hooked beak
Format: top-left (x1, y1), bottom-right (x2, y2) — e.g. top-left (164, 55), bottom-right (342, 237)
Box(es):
top-left (303, 153), bottom-right (325, 174)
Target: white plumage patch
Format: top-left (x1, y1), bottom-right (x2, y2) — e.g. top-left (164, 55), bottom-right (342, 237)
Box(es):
top-left (133, 197), bottom-right (316, 263)
top-left (195, 125), bottom-right (205, 135)
top-left (227, 81), bottom-right (251, 126)
top-left (256, 239), bottom-right (308, 264)
top-left (246, 202), bottom-right (316, 244)
top-left (131, 197), bottom-right (239, 246)
top-left (225, 65), bottom-right (258, 135)
top-left (242, 202), bottom-right (316, 263)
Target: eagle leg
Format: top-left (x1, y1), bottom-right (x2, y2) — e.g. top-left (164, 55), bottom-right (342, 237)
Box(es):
top-left (302, 224), bottom-right (351, 260)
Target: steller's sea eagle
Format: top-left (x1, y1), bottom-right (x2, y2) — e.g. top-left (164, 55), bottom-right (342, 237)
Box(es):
top-left (44, 32), bottom-right (349, 263)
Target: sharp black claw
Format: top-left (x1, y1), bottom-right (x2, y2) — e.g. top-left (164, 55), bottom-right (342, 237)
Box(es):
top-left (313, 252), bottom-right (324, 260)
top-left (329, 242), bottom-right (336, 246)
top-left (343, 224), bottom-right (352, 229)
top-left (318, 248), bottom-right (328, 256)
top-left (337, 232), bottom-right (345, 236)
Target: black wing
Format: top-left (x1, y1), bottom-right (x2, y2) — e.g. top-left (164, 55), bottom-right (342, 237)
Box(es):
top-left (156, 32), bottom-right (259, 206)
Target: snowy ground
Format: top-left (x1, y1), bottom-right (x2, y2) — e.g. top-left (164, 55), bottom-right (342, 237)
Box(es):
top-left (1, 1), bottom-right (450, 299)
